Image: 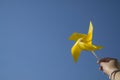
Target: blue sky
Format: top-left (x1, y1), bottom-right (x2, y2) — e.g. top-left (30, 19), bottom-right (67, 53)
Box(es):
top-left (0, 0), bottom-right (120, 80)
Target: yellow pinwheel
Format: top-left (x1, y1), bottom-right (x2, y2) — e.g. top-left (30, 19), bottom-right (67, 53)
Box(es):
top-left (69, 21), bottom-right (103, 63)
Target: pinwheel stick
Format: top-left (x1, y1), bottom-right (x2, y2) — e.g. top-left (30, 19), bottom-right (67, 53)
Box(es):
top-left (91, 51), bottom-right (100, 60)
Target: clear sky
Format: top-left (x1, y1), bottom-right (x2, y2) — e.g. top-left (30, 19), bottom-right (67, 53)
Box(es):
top-left (0, 0), bottom-right (120, 80)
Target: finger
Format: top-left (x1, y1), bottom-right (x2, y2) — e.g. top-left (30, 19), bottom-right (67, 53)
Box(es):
top-left (98, 57), bottom-right (117, 64)
top-left (98, 57), bottom-right (109, 63)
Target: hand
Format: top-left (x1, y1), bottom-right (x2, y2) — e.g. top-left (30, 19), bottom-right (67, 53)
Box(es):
top-left (98, 57), bottom-right (120, 76)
